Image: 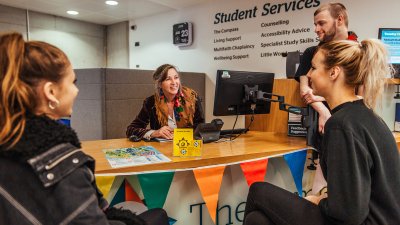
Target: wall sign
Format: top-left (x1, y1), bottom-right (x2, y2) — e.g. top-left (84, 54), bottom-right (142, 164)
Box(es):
top-left (173, 22), bottom-right (193, 46)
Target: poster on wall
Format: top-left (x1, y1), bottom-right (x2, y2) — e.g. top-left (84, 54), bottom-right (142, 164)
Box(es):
top-left (211, 1), bottom-right (321, 69)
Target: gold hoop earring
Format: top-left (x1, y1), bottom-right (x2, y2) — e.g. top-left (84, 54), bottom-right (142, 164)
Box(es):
top-left (48, 100), bottom-right (59, 110)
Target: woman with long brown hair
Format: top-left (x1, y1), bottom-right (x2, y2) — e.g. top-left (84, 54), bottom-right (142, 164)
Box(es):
top-left (126, 64), bottom-right (204, 140)
top-left (0, 32), bottom-right (168, 225)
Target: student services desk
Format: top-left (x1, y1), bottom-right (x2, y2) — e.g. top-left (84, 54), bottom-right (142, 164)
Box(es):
top-left (81, 131), bottom-right (310, 225)
top-left (81, 132), bottom-right (400, 225)
top-left (81, 131), bottom-right (307, 174)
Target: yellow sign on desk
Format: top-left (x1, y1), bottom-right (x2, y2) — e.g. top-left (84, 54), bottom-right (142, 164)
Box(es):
top-left (173, 128), bottom-right (202, 157)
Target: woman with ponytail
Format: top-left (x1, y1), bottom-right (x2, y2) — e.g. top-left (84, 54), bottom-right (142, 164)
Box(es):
top-left (126, 64), bottom-right (204, 140)
top-left (0, 32), bottom-right (168, 225)
top-left (243, 39), bottom-right (400, 225)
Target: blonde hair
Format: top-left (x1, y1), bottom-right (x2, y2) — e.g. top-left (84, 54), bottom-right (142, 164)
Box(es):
top-left (0, 32), bottom-right (71, 148)
top-left (318, 39), bottom-right (392, 110)
top-left (314, 2), bottom-right (349, 27)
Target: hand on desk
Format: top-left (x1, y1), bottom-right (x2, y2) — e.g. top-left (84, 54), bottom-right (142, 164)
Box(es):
top-left (151, 126), bottom-right (174, 139)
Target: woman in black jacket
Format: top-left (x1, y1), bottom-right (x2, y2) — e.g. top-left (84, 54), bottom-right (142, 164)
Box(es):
top-left (126, 64), bottom-right (204, 140)
top-left (0, 32), bottom-right (168, 225)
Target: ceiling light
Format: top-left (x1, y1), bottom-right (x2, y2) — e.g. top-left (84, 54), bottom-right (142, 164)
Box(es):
top-left (67, 10), bottom-right (79, 15)
top-left (105, 1), bottom-right (119, 6)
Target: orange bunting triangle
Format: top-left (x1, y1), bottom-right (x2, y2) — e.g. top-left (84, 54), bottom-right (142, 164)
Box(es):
top-left (125, 179), bottom-right (143, 203)
top-left (193, 166), bottom-right (225, 224)
top-left (240, 159), bottom-right (268, 186)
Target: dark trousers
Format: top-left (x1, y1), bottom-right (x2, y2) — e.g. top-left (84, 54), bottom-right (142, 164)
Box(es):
top-left (107, 207), bottom-right (168, 225)
top-left (139, 208), bottom-right (169, 225)
top-left (244, 182), bottom-right (325, 225)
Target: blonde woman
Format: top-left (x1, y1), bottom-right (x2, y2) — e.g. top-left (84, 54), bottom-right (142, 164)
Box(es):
top-left (244, 39), bottom-right (400, 225)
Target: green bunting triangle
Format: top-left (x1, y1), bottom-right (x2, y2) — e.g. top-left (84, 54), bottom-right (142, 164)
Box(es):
top-left (138, 172), bottom-right (175, 209)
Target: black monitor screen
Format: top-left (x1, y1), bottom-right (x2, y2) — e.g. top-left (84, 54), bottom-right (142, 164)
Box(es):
top-left (213, 70), bottom-right (274, 116)
top-left (378, 28), bottom-right (400, 76)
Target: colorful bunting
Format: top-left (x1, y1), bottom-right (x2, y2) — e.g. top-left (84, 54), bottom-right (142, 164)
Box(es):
top-left (138, 172), bottom-right (175, 209)
top-left (110, 179), bottom-right (126, 207)
top-left (283, 150), bottom-right (307, 196)
top-left (125, 176), bottom-right (142, 195)
top-left (240, 159), bottom-right (268, 186)
top-left (125, 179), bottom-right (143, 203)
top-left (168, 217), bottom-right (177, 225)
top-left (105, 176), bottom-right (125, 202)
top-left (193, 166), bottom-right (225, 224)
top-left (95, 149), bottom-right (309, 223)
top-left (95, 176), bottom-right (115, 199)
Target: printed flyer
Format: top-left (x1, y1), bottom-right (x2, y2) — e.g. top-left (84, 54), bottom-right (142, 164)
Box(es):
top-left (103, 146), bottom-right (171, 168)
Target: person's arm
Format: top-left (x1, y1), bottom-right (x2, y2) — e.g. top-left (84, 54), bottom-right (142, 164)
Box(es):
top-left (304, 192), bottom-right (327, 205)
top-left (299, 75), bottom-right (312, 99)
top-left (318, 127), bottom-right (371, 224)
top-left (126, 100), bottom-right (151, 138)
top-left (299, 76), bottom-right (326, 103)
top-left (52, 164), bottom-right (110, 224)
top-left (311, 102), bottom-right (331, 134)
top-left (143, 130), bottom-right (155, 140)
top-left (299, 76), bottom-right (331, 134)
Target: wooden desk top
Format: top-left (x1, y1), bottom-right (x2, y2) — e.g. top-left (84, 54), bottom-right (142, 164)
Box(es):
top-left (394, 132), bottom-right (400, 150)
top-left (81, 132), bottom-right (307, 174)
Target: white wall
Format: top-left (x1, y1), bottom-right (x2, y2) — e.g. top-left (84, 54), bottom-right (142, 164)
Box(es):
top-left (0, 4), bottom-right (108, 141)
top-left (0, 4), bottom-right (26, 34)
top-left (107, 21), bottom-right (129, 68)
top-left (0, 4), bottom-right (106, 69)
top-left (129, 0), bottom-right (400, 129)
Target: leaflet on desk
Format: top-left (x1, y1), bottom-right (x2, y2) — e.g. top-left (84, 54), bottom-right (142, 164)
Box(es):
top-left (103, 146), bottom-right (171, 168)
top-left (173, 128), bottom-right (202, 157)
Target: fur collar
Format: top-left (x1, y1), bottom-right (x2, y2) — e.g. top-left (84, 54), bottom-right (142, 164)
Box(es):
top-left (154, 86), bottom-right (197, 128)
top-left (0, 114), bottom-right (81, 162)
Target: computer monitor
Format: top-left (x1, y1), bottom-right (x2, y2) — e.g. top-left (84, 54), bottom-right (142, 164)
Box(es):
top-left (378, 28), bottom-right (400, 77)
top-left (213, 70), bottom-right (274, 116)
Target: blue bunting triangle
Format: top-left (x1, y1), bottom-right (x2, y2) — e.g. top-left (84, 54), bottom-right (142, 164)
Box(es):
top-left (168, 217), bottom-right (177, 225)
top-left (283, 150), bottom-right (307, 197)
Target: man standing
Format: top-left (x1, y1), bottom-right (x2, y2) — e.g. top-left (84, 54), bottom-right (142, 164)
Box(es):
top-left (295, 2), bottom-right (357, 194)
top-left (295, 2), bottom-right (355, 134)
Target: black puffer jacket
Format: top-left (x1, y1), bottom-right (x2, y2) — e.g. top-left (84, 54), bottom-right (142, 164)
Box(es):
top-left (0, 114), bottom-right (143, 225)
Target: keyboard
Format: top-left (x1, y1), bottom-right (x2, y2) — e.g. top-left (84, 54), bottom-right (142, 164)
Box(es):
top-left (220, 128), bottom-right (248, 135)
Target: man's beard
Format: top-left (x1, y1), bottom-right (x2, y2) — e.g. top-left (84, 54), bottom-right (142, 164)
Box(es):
top-left (320, 21), bottom-right (337, 42)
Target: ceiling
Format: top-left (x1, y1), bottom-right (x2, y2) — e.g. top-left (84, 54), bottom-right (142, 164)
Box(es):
top-left (0, 0), bottom-right (212, 25)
